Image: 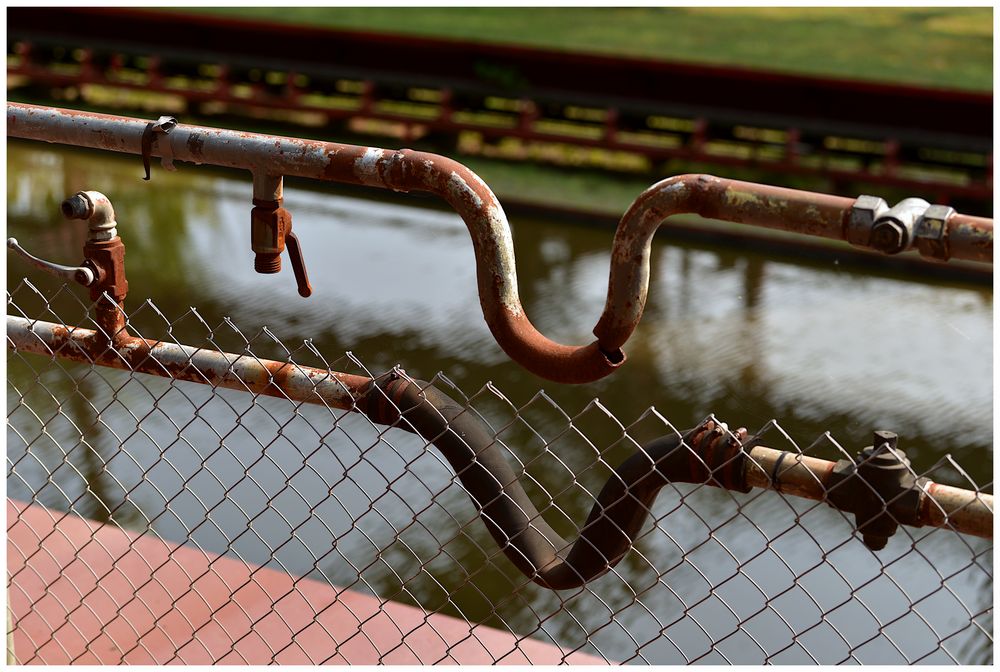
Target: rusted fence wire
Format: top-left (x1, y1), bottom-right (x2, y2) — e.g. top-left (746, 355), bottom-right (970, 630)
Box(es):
top-left (6, 280), bottom-right (992, 665)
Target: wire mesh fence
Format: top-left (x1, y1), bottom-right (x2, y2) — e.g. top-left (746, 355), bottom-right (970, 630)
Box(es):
top-left (6, 279), bottom-right (993, 665)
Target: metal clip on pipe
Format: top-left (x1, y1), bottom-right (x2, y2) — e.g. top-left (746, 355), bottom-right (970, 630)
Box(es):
top-left (140, 115), bottom-right (178, 180)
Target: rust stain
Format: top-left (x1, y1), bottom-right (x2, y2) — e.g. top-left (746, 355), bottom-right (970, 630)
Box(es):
top-left (9, 102), bottom-right (992, 386)
top-left (186, 133), bottom-right (205, 160)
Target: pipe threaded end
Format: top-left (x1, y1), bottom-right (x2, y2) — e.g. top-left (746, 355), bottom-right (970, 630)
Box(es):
top-left (254, 253), bottom-right (281, 274)
top-left (61, 193), bottom-right (92, 220)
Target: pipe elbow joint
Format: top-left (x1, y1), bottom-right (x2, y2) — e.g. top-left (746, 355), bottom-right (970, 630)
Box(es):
top-left (514, 339), bottom-right (626, 385)
top-left (62, 190), bottom-right (118, 241)
top-left (488, 319), bottom-right (626, 384)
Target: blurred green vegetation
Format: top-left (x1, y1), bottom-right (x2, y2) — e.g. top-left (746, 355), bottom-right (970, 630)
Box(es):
top-left (182, 6), bottom-right (991, 91)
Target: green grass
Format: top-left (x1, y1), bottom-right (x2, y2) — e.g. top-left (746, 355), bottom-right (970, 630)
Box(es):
top-left (182, 6), bottom-right (991, 91)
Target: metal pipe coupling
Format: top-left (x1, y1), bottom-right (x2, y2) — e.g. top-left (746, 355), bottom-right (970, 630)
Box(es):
top-left (869, 197), bottom-right (929, 254)
top-left (847, 195), bottom-right (960, 258)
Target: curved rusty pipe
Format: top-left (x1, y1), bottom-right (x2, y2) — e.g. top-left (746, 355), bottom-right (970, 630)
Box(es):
top-left (7, 104), bottom-right (993, 384)
top-left (341, 375), bottom-right (754, 590)
top-left (6, 103), bottom-right (620, 383)
top-left (595, 175), bottom-right (858, 350)
top-left (6, 315), bottom-right (747, 590)
top-left (9, 317), bottom-right (992, 589)
top-left (595, 175), bottom-right (993, 349)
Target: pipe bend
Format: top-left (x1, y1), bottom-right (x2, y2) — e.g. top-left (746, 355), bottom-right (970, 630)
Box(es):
top-left (61, 190), bottom-right (118, 241)
top-left (593, 174), bottom-right (718, 350)
top-left (360, 375), bottom-right (748, 590)
top-left (386, 149), bottom-right (625, 383)
top-left (21, 105), bottom-right (951, 383)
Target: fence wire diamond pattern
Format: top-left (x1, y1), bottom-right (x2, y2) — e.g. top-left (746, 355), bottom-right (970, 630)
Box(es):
top-left (6, 281), bottom-right (993, 664)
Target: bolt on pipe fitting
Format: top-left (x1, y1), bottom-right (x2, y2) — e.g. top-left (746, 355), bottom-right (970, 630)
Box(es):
top-left (870, 198), bottom-right (930, 254)
top-left (848, 195), bottom-right (957, 256)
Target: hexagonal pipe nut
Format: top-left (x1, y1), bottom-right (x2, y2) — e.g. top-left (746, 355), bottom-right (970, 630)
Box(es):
top-left (870, 220), bottom-right (907, 254)
top-left (846, 195), bottom-right (888, 247)
top-left (914, 204), bottom-right (956, 261)
top-left (870, 198), bottom-right (930, 255)
top-left (914, 204), bottom-right (956, 241)
top-left (250, 206), bottom-right (290, 255)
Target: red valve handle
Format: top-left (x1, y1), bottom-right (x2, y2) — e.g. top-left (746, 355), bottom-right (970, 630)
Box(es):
top-left (285, 231), bottom-right (312, 298)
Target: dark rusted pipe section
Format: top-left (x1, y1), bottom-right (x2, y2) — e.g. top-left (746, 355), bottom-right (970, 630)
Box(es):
top-left (8, 104), bottom-right (992, 384)
top-left (8, 316), bottom-right (993, 587)
top-left (360, 375), bottom-right (750, 589)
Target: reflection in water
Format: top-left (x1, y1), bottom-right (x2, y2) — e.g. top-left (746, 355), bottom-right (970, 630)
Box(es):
top-left (69, 375), bottom-right (113, 525)
top-left (6, 142), bottom-right (993, 663)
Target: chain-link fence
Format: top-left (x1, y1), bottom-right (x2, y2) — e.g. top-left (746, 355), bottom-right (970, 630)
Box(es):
top-left (6, 279), bottom-right (993, 665)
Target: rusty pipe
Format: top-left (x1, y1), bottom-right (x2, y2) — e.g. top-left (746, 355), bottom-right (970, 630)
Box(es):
top-left (595, 176), bottom-right (993, 350)
top-left (7, 103), bottom-right (621, 384)
top-left (9, 316), bottom-right (994, 588)
top-left (944, 214), bottom-right (993, 263)
top-left (6, 316), bottom-right (370, 409)
top-left (595, 175), bottom-right (858, 350)
top-left (8, 104), bottom-right (992, 384)
top-left (744, 445), bottom-right (993, 540)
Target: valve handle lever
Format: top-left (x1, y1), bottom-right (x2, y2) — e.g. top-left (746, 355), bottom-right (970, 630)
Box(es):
top-left (285, 231), bottom-right (313, 297)
top-left (7, 237), bottom-right (95, 286)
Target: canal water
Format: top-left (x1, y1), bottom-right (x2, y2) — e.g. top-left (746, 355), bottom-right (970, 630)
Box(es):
top-left (7, 141), bottom-right (992, 663)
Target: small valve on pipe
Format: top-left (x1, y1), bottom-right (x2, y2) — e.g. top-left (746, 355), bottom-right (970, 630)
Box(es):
top-left (250, 175), bottom-right (312, 297)
top-left (824, 430), bottom-right (927, 551)
top-left (7, 190), bottom-right (130, 338)
top-left (6, 190), bottom-right (122, 287)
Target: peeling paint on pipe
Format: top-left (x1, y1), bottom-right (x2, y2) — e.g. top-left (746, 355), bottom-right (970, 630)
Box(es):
top-left (6, 316), bottom-right (370, 409)
top-left (8, 104), bottom-right (992, 384)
